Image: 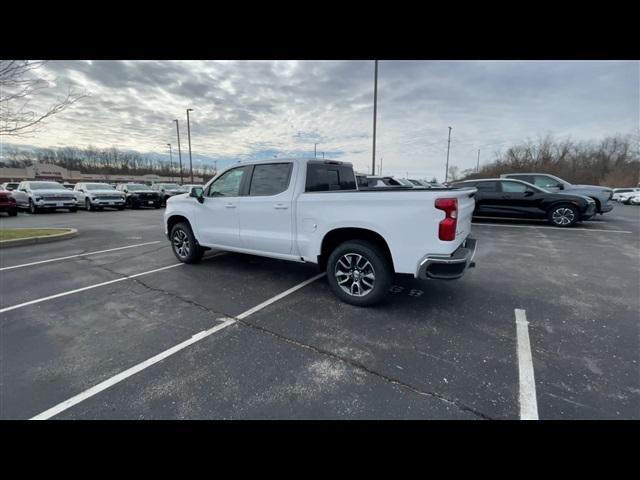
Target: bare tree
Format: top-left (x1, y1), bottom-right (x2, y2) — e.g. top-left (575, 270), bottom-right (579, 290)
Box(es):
top-left (0, 60), bottom-right (88, 137)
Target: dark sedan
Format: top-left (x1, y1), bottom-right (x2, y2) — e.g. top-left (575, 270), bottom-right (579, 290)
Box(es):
top-left (451, 178), bottom-right (596, 227)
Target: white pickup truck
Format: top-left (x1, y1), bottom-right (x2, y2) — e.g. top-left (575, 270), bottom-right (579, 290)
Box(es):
top-left (164, 158), bottom-right (477, 306)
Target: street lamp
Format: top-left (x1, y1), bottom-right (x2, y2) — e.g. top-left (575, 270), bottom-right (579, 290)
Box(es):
top-left (314, 143), bottom-right (318, 158)
top-left (174, 119), bottom-right (183, 184)
top-left (186, 108), bottom-right (194, 183)
top-left (167, 143), bottom-right (173, 182)
top-left (445, 126), bottom-right (452, 183)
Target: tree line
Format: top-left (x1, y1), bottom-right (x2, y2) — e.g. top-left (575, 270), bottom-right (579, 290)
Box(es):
top-left (458, 135), bottom-right (639, 187)
top-left (0, 144), bottom-right (217, 179)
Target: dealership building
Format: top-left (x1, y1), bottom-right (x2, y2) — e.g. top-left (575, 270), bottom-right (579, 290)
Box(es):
top-left (0, 163), bottom-right (206, 185)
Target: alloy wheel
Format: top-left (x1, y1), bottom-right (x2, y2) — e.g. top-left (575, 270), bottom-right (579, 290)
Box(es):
top-left (334, 253), bottom-right (376, 297)
top-left (172, 229), bottom-right (190, 259)
top-left (552, 207), bottom-right (575, 225)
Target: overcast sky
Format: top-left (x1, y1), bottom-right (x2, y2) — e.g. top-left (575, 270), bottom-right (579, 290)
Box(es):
top-left (4, 60), bottom-right (639, 180)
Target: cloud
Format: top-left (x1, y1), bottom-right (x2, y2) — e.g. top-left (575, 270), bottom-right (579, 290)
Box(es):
top-left (4, 60), bottom-right (638, 181)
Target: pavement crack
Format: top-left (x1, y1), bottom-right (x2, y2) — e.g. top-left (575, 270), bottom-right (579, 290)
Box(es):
top-left (234, 317), bottom-right (494, 420)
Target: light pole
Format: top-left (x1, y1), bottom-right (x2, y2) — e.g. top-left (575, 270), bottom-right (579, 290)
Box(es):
top-left (314, 143), bottom-right (318, 158)
top-left (445, 126), bottom-right (452, 183)
top-left (186, 108), bottom-right (194, 183)
top-left (167, 143), bottom-right (173, 182)
top-left (476, 148), bottom-right (481, 173)
top-left (174, 119), bottom-right (183, 184)
top-left (372, 59), bottom-right (378, 175)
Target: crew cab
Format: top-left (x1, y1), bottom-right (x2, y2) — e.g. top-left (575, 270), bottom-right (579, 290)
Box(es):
top-left (74, 182), bottom-right (126, 211)
top-left (500, 173), bottom-right (614, 214)
top-left (164, 158), bottom-right (477, 306)
top-left (11, 181), bottom-right (78, 213)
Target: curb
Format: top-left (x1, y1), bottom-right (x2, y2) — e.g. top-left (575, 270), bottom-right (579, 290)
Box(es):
top-left (0, 229), bottom-right (78, 249)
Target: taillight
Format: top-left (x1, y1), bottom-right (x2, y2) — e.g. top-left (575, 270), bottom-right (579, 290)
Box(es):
top-left (435, 197), bottom-right (458, 241)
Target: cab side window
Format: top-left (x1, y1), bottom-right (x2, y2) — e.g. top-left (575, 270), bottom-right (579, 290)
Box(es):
top-left (532, 175), bottom-right (561, 188)
top-left (207, 167), bottom-right (247, 197)
top-left (248, 163), bottom-right (292, 196)
top-left (475, 181), bottom-right (499, 192)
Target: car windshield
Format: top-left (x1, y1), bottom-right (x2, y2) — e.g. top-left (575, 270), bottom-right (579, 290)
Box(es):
top-left (86, 184), bottom-right (115, 190)
top-left (30, 182), bottom-right (67, 190)
top-left (126, 184), bottom-right (149, 191)
top-left (159, 184), bottom-right (181, 189)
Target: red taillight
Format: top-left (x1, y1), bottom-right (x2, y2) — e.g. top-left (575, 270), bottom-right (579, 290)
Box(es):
top-left (435, 197), bottom-right (458, 241)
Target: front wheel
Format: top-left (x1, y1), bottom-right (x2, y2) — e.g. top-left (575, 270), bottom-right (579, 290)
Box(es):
top-left (548, 204), bottom-right (579, 227)
top-left (29, 199), bottom-right (38, 214)
top-left (8, 208), bottom-right (18, 217)
top-left (326, 240), bottom-right (392, 307)
top-left (85, 199), bottom-right (93, 211)
top-left (170, 222), bottom-right (204, 264)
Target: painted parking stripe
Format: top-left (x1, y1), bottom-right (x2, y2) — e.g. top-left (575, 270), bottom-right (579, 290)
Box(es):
top-left (0, 241), bottom-right (163, 272)
top-left (472, 223), bottom-right (632, 234)
top-left (30, 272), bottom-right (326, 420)
top-left (515, 309), bottom-right (539, 420)
top-left (0, 263), bottom-right (183, 314)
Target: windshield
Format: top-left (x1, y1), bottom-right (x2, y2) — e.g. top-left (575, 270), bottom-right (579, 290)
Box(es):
top-left (126, 184), bottom-right (149, 191)
top-left (86, 183), bottom-right (115, 190)
top-left (159, 184), bottom-right (181, 189)
top-left (30, 182), bottom-right (67, 190)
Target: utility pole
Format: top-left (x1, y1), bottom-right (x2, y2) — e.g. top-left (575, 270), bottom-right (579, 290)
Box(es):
top-left (476, 148), bottom-right (481, 173)
top-left (379, 157), bottom-right (382, 175)
top-left (445, 126), bottom-right (452, 183)
top-left (174, 119), bottom-right (183, 184)
top-left (186, 108), bottom-right (194, 183)
top-left (314, 143), bottom-right (318, 158)
top-left (167, 143), bottom-right (173, 182)
top-left (372, 59), bottom-right (378, 175)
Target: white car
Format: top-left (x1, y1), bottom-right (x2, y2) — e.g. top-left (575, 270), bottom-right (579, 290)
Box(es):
top-left (73, 182), bottom-right (126, 211)
top-left (629, 195), bottom-right (640, 205)
top-left (11, 181), bottom-right (78, 213)
top-left (616, 190), bottom-right (640, 204)
top-left (164, 158), bottom-right (477, 306)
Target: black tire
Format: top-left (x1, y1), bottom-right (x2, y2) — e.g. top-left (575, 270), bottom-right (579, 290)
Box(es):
top-left (69, 207), bottom-right (77, 212)
top-left (117, 205), bottom-right (125, 210)
top-left (28, 199), bottom-right (38, 214)
top-left (326, 240), bottom-right (392, 307)
top-left (85, 198), bottom-right (93, 211)
top-left (8, 208), bottom-right (18, 217)
top-left (154, 202), bottom-right (162, 209)
top-left (548, 203), bottom-right (579, 227)
top-left (131, 201), bottom-right (139, 210)
top-left (170, 222), bottom-right (204, 264)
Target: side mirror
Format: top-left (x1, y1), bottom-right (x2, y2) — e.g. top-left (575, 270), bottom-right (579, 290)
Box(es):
top-left (557, 184), bottom-right (564, 190)
top-left (525, 189), bottom-right (535, 196)
top-left (190, 186), bottom-right (205, 203)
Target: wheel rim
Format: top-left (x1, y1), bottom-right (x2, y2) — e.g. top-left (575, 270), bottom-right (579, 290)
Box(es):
top-left (172, 229), bottom-right (190, 259)
top-left (334, 253), bottom-right (375, 297)
top-left (29, 200), bottom-right (35, 213)
top-left (552, 207), bottom-right (575, 225)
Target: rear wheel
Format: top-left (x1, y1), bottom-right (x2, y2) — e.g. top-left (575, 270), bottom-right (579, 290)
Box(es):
top-left (170, 222), bottom-right (204, 264)
top-left (548, 204), bottom-right (579, 227)
top-left (326, 240), bottom-right (392, 307)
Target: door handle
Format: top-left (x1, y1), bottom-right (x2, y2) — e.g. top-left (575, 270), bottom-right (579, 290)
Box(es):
top-left (274, 203), bottom-right (288, 210)
top-left (224, 203), bottom-right (236, 208)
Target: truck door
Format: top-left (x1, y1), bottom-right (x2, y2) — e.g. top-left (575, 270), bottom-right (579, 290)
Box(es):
top-left (195, 166), bottom-right (250, 247)
top-left (238, 162), bottom-right (294, 255)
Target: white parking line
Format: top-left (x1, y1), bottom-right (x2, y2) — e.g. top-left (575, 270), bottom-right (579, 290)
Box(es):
top-left (473, 223), bottom-right (632, 234)
top-left (0, 263), bottom-right (183, 314)
top-left (30, 272), bottom-right (326, 420)
top-left (515, 309), bottom-right (539, 420)
top-left (0, 241), bottom-right (163, 272)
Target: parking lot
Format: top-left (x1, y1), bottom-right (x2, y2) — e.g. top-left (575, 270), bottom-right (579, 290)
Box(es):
top-left (1, 205), bottom-right (638, 420)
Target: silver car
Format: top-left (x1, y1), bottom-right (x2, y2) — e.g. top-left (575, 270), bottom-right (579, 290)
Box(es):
top-left (73, 182), bottom-right (126, 211)
top-left (11, 181), bottom-right (78, 213)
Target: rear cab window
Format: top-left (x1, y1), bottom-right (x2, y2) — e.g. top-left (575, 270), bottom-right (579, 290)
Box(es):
top-left (305, 161), bottom-right (356, 192)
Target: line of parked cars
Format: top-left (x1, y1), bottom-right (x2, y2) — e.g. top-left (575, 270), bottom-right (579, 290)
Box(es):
top-left (0, 181), bottom-right (203, 215)
top-left (612, 188), bottom-right (640, 205)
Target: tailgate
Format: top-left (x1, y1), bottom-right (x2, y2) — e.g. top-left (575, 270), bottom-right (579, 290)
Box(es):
top-left (453, 188), bottom-right (476, 241)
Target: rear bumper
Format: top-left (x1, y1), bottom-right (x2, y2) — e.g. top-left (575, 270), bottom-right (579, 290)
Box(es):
top-left (416, 237), bottom-right (477, 280)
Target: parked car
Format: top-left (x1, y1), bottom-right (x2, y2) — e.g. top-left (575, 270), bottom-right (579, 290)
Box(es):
top-left (0, 188), bottom-right (18, 216)
top-left (407, 179), bottom-right (444, 188)
top-left (115, 183), bottom-right (162, 209)
top-left (73, 182), bottom-right (126, 211)
top-left (1, 182), bottom-right (20, 191)
top-left (452, 178), bottom-right (596, 227)
top-left (500, 173), bottom-right (614, 214)
top-left (151, 183), bottom-right (188, 206)
top-left (629, 195), bottom-right (640, 205)
top-left (612, 188), bottom-right (640, 202)
top-left (616, 191), bottom-right (640, 205)
top-left (355, 174), bottom-right (411, 189)
top-left (165, 158), bottom-right (478, 306)
top-left (11, 181), bottom-right (78, 213)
